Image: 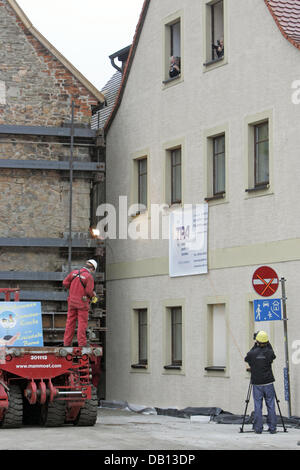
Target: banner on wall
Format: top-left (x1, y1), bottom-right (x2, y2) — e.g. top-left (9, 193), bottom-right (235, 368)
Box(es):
top-left (0, 302), bottom-right (43, 347)
top-left (169, 204), bottom-right (208, 277)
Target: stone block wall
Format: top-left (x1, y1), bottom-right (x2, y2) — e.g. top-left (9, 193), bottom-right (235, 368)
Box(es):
top-left (0, 0), bottom-right (101, 274)
top-left (0, 0), bottom-right (105, 325)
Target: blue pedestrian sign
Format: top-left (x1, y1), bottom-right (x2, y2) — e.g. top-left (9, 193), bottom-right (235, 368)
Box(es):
top-left (253, 298), bottom-right (282, 322)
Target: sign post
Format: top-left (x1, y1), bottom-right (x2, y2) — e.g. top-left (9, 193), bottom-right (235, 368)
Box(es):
top-left (252, 266), bottom-right (292, 418)
top-left (280, 277), bottom-right (292, 418)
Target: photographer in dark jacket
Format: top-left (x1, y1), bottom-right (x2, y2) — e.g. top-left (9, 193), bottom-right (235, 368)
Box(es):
top-left (244, 331), bottom-right (277, 434)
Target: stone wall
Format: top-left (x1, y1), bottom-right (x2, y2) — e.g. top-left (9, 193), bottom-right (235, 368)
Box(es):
top-left (0, 0), bottom-right (98, 126)
top-left (0, 0), bottom-right (100, 274)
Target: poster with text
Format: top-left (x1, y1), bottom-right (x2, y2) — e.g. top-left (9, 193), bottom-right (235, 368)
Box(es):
top-left (0, 302), bottom-right (43, 347)
top-left (169, 204), bottom-right (208, 277)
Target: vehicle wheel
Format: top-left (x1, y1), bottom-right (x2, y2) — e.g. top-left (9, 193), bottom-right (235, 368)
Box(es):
top-left (74, 386), bottom-right (98, 426)
top-left (44, 400), bottom-right (66, 427)
top-left (0, 384), bottom-right (23, 428)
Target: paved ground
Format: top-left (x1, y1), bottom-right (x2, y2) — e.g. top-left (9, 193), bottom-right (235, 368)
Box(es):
top-left (0, 407), bottom-right (299, 451)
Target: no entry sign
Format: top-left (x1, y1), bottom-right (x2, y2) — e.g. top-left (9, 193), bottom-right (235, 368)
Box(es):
top-left (252, 266), bottom-right (279, 297)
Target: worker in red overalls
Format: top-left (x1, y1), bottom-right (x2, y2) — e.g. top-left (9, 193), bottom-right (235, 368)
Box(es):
top-left (63, 259), bottom-right (97, 347)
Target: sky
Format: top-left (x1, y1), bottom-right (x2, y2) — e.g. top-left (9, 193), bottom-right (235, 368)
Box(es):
top-left (17, 0), bottom-right (144, 91)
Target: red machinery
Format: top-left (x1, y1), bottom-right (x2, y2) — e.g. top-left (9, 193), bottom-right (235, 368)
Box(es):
top-left (0, 288), bottom-right (102, 428)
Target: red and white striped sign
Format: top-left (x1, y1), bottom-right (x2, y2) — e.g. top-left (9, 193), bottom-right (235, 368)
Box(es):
top-left (252, 266), bottom-right (279, 297)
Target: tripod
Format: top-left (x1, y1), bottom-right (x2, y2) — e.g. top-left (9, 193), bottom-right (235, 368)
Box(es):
top-left (239, 380), bottom-right (287, 433)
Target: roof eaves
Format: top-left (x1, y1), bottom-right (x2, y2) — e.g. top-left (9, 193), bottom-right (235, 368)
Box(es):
top-left (264, 0), bottom-right (300, 51)
top-left (6, 0), bottom-right (106, 103)
top-left (104, 0), bottom-right (151, 134)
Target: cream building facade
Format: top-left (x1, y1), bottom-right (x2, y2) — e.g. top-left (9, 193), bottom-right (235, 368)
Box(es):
top-left (104, 0), bottom-right (300, 415)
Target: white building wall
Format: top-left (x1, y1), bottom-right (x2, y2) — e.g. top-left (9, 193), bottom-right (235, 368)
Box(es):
top-left (105, 0), bottom-right (300, 414)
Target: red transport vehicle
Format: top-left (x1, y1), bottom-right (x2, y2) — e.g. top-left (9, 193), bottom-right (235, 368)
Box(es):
top-left (0, 288), bottom-right (102, 428)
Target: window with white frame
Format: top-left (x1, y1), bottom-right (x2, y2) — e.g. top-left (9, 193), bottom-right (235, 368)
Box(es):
top-left (164, 306), bottom-right (182, 369)
top-left (131, 308), bottom-right (148, 368)
top-left (170, 147), bottom-right (182, 205)
top-left (164, 16), bottom-right (181, 82)
top-left (246, 119), bottom-right (270, 193)
top-left (212, 134), bottom-right (225, 196)
top-left (254, 121), bottom-right (269, 187)
top-left (138, 309), bottom-right (148, 365)
top-left (130, 154), bottom-right (148, 216)
top-left (171, 307), bottom-right (182, 366)
top-left (206, 303), bottom-right (227, 370)
top-left (138, 158), bottom-right (148, 208)
top-left (205, 131), bottom-right (226, 202)
top-left (204, 0), bottom-right (225, 66)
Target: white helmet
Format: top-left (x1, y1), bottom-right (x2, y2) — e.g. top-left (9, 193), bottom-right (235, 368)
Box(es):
top-left (87, 259), bottom-right (97, 270)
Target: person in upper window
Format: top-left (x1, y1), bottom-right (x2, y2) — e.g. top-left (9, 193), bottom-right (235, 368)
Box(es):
top-left (212, 39), bottom-right (224, 58)
top-left (169, 56), bottom-right (181, 78)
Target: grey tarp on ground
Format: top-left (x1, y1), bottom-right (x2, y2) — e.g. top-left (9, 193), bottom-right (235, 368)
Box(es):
top-left (100, 400), bottom-right (300, 428)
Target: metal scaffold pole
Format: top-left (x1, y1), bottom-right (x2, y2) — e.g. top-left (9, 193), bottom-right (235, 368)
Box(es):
top-left (68, 101), bottom-right (75, 273)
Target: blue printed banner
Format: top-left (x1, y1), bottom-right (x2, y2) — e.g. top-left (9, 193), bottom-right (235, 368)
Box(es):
top-left (0, 302), bottom-right (43, 347)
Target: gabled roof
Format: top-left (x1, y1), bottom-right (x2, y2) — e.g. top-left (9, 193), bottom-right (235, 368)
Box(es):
top-left (6, 0), bottom-right (105, 103)
top-left (265, 0), bottom-right (300, 50)
top-left (105, 0), bottom-right (300, 133)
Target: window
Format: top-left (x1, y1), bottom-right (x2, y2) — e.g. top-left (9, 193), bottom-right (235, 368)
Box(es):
top-left (170, 21), bottom-right (181, 59)
top-left (169, 22), bottom-right (181, 79)
top-left (171, 148), bottom-right (182, 205)
top-left (163, 140), bottom-right (184, 207)
top-left (254, 122), bottom-right (269, 187)
top-left (131, 308), bottom-right (148, 369)
top-left (204, 128), bottom-right (227, 203)
top-left (210, 1), bottom-right (224, 61)
top-left (245, 113), bottom-right (272, 195)
top-left (164, 306), bottom-right (182, 369)
top-left (138, 158), bottom-right (148, 208)
top-left (204, 0), bottom-right (226, 68)
top-left (138, 309), bottom-right (148, 365)
top-left (171, 307), bottom-right (182, 366)
top-left (163, 13), bottom-right (182, 83)
top-left (213, 135), bottom-right (225, 196)
top-left (129, 152), bottom-right (149, 216)
top-left (206, 303), bottom-right (227, 371)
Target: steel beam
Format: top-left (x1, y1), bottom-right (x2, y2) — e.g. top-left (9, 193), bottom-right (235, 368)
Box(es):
top-left (0, 159), bottom-right (105, 172)
top-left (0, 237), bottom-right (101, 248)
top-left (0, 290), bottom-right (67, 301)
top-left (0, 124), bottom-right (96, 139)
top-left (0, 271), bottom-right (104, 281)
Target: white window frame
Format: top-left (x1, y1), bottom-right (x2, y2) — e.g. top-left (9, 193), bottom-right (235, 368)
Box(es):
top-left (244, 110), bottom-right (273, 198)
top-left (203, 0), bottom-right (228, 71)
top-left (162, 11), bottom-right (184, 87)
top-left (205, 297), bottom-right (229, 376)
top-left (204, 124), bottom-right (228, 205)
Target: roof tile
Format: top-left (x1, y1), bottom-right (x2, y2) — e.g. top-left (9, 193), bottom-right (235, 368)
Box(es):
top-left (265, 0), bottom-right (300, 50)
